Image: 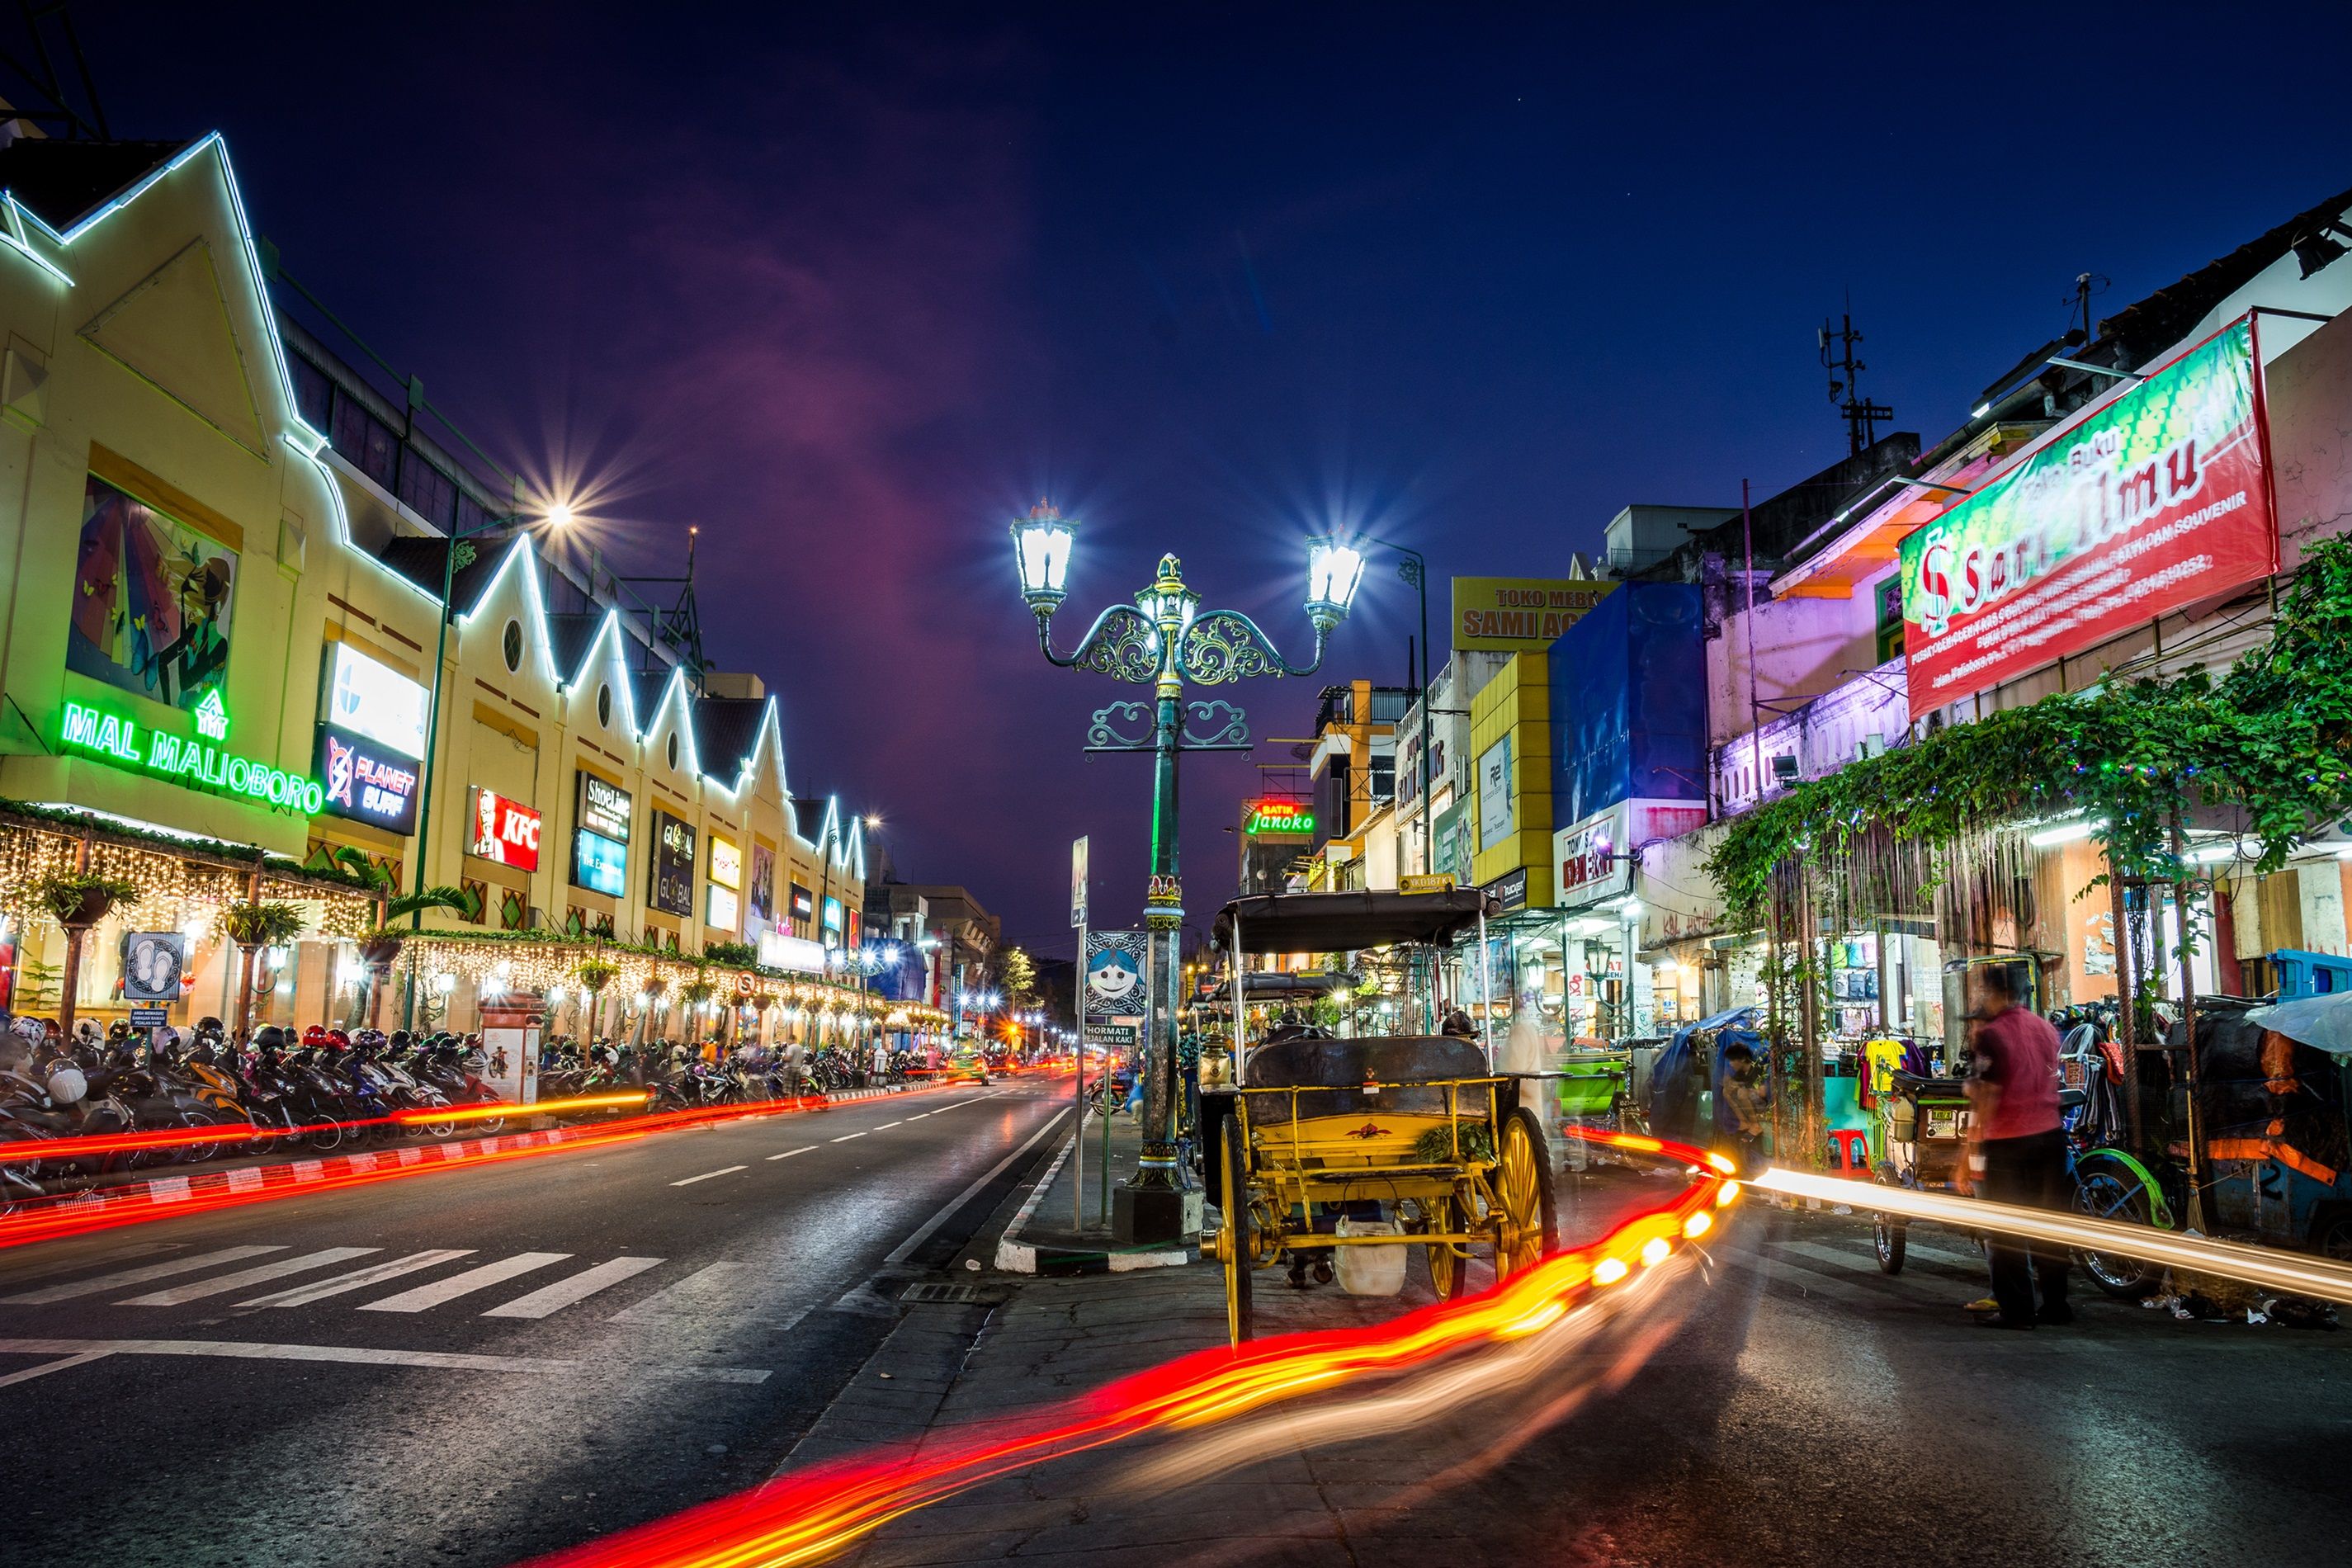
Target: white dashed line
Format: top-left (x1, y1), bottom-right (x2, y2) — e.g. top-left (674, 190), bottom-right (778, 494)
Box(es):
top-left (671, 1165), bottom-right (749, 1187)
top-left (872, 1121), bottom-right (902, 1131)
top-left (904, 1111), bottom-right (933, 1120)
top-left (830, 1133), bottom-right (867, 1143)
top-left (765, 1147), bottom-right (817, 1161)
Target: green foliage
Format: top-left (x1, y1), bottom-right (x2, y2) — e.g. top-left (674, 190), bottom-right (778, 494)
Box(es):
top-left (574, 957), bottom-right (619, 994)
top-left (219, 900), bottom-right (307, 948)
top-left (1000, 945), bottom-right (1036, 1002)
top-left (31, 871), bottom-right (140, 927)
top-left (702, 939), bottom-right (758, 967)
top-left (1411, 1122), bottom-right (1495, 1164)
top-left (380, 886), bottom-right (470, 928)
top-left (1708, 538), bottom-right (2352, 928)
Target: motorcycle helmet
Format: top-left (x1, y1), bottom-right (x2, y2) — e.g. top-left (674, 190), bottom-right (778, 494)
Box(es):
top-left (9, 1015), bottom-right (42, 1043)
top-left (327, 1028), bottom-right (352, 1051)
top-left (253, 1025), bottom-right (290, 1052)
top-left (197, 1016), bottom-right (224, 1036)
top-left (390, 1031), bottom-right (413, 1051)
top-left (303, 1024), bottom-right (329, 1048)
top-left (45, 1063), bottom-right (87, 1105)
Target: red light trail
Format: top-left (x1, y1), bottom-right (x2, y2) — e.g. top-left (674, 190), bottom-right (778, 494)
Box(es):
top-left (522, 1129), bottom-right (1738, 1568)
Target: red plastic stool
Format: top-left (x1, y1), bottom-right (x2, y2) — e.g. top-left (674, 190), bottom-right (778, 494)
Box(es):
top-left (1825, 1127), bottom-right (1871, 1176)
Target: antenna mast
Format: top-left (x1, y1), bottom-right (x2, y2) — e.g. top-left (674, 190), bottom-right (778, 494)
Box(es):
top-left (1819, 303), bottom-right (1894, 456)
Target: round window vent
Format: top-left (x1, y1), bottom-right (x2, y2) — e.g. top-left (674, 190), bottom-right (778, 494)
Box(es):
top-left (502, 619), bottom-right (523, 673)
top-left (666, 732), bottom-right (679, 770)
top-left (597, 683), bottom-right (612, 728)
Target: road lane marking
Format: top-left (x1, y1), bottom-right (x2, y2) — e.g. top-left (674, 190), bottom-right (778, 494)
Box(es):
top-left (242, 1250), bottom-right (479, 1307)
top-left (613, 1261), bottom-right (749, 1323)
top-left (672, 1165), bottom-right (749, 1186)
top-left (118, 1248), bottom-right (380, 1306)
top-left (483, 1257), bottom-right (666, 1319)
top-left (0, 1337), bottom-right (770, 1383)
top-left (884, 1108), bottom-right (1071, 1266)
top-left (359, 1253), bottom-right (571, 1313)
top-left (0, 1240), bottom-right (188, 1289)
top-left (872, 1122), bottom-right (903, 1131)
top-left (3, 1246), bottom-right (287, 1304)
top-left (903, 1112), bottom-right (934, 1120)
top-left (0, 1348), bottom-right (116, 1386)
top-left (830, 1133), bottom-right (867, 1143)
top-left (766, 1147), bottom-right (816, 1161)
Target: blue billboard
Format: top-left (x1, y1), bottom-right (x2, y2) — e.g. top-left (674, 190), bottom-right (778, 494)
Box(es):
top-left (572, 828), bottom-right (627, 898)
top-left (1547, 581), bottom-right (1706, 824)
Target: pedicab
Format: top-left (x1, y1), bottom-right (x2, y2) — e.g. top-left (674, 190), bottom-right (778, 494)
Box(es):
top-left (1201, 888), bottom-right (1557, 1346)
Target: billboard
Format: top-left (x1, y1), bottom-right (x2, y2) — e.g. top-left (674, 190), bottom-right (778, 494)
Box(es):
top-left (68, 473), bottom-right (237, 714)
top-left (1476, 734), bottom-right (1513, 851)
top-left (1450, 577), bottom-right (1615, 652)
top-left (576, 772), bottom-right (632, 843)
top-left (1899, 316), bottom-right (2277, 717)
top-left (649, 810), bottom-right (696, 917)
top-left (1245, 799), bottom-right (1314, 836)
top-left (470, 788), bottom-right (543, 871)
top-left (748, 844), bottom-right (775, 923)
top-left (572, 829), bottom-right (626, 897)
top-left (315, 722), bottom-right (420, 835)
top-left (324, 643), bottom-right (427, 759)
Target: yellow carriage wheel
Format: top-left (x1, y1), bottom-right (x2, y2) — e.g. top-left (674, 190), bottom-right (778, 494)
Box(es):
top-left (1414, 1193), bottom-right (1470, 1301)
top-left (1221, 1121), bottom-right (1255, 1346)
top-left (1492, 1107), bottom-right (1558, 1281)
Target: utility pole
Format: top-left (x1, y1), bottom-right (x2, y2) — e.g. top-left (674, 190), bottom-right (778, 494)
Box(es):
top-left (1821, 304), bottom-right (1895, 456)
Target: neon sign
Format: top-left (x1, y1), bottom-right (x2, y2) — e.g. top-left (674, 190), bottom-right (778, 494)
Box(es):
top-left (193, 689), bottom-right (229, 741)
top-left (60, 699), bottom-right (324, 814)
top-left (1245, 800), bottom-right (1314, 835)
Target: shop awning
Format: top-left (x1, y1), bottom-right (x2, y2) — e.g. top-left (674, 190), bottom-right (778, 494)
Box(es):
top-left (1211, 889), bottom-right (1492, 954)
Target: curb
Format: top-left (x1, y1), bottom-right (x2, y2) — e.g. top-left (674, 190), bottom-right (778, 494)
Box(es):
top-left (9, 1081), bottom-right (933, 1226)
top-left (990, 1127), bottom-right (1192, 1277)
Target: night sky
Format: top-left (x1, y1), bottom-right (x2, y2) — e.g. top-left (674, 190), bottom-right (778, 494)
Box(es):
top-left (83, 2), bottom-right (2352, 956)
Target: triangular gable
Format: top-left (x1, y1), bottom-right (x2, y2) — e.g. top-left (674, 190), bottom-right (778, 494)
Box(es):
top-left (79, 235), bottom-right (268, 456)
top-left (569, 610), bottom-right (643, 740)
top-left (456, 536), bottom-right (553, 687)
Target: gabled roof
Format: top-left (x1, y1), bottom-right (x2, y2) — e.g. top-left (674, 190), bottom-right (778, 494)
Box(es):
top-left (2099, 182), bottom-right (2352, 362)
top-left (377, 535), bottom-right (505, 612)
top-left (544, 612), bottom-right (602, 680)
top-left (0, 138), bottom-right (192, 231)
top-left (693, 697), bottom-right (769, 781)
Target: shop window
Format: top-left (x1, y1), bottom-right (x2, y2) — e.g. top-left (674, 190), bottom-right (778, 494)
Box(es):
top-left (289, 353), bottom-right (333, 432)
top-left (331, 394), bottom-right (399, 489)
top-left (502, 619), bottom-right (523, 672)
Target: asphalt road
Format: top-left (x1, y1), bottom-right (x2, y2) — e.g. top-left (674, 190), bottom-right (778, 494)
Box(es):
top-left (0, 1076), bottom-right (1072, 1568)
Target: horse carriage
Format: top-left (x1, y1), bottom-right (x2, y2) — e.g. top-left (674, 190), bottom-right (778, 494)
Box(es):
top-left (1200, 888), bottom-right (1556, 1345)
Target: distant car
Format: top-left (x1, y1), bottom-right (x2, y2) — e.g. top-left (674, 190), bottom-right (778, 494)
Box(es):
top-left (946, 1050), bottom-right (990, 1084)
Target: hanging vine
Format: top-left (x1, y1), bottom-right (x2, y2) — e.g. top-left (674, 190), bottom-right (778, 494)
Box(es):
top-left (1707, 537), bottom-right (2352, 929)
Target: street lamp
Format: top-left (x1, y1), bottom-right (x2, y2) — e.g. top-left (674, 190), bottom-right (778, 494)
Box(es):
top-left (1008, 503), bottom-right (1360, 1243)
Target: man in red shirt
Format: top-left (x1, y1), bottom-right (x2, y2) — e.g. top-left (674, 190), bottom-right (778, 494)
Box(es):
top-left (1962, 964), bottom-right (2071, 1329)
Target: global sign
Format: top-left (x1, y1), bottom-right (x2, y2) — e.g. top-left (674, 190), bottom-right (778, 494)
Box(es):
top-left (1898, 315), bottom-right (2279, 718)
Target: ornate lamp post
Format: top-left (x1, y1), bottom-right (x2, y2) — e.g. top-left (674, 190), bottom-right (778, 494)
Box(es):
top-left (1010, 503), bottom-right (1362, 1243)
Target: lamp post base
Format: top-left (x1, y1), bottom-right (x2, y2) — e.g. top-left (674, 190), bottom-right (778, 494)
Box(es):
top-left (1112, 1178), bottom-right (1200, 1247)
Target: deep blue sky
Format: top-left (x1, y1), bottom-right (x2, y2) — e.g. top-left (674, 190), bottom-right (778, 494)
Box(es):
top-left (86, 2), bottom-right (2352, 955)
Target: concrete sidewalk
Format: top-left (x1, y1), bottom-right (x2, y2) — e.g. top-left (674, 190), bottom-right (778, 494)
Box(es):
top-left (991, 1103), bottom-right (1195, 1274)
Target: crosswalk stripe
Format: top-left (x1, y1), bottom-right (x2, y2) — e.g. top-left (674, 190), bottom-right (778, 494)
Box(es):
top-left (119, 1249), bottom-right (381, 1306)
top-left (3, 1246), bottom-right (287, 1305)
top-left (613, 1261), bottom-right (747, 1323)
top-left (481, 1257), bottom-right (666, 1319)
top-left (0, 1240), bottom-right (188, 1289)
top-left (241, 1250), bottom-right (479, 1307)
top-left (358, 1253), bottom-right (571, 1313)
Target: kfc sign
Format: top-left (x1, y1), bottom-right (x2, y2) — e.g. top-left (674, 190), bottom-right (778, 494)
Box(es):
top-left (469, 788), bottom-right (543, 871)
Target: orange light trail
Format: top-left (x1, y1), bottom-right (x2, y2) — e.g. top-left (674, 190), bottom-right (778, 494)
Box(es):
top-left (0, 1090), bottom-right (658, 1167)
top-left (524, 1127), bottom-right (1735, 1568)
top-left (0, 1093), bottom-right (838, 1251)
top-left (394, 1090), bottom-right (652, 1124)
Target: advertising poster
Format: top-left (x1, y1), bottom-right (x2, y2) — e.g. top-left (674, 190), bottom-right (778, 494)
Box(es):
top-left (1900, 317), bottom-right (2277, 717)
top-left (573, 829), bottom-right (626, 897)
top-left (324, 643), bottom-right (427, 759)
top-left (316, 722), bottom-right (421, 835)
top-left (749, 844), bottom-right (776, 923)
top-left (1070, 835), bottom-right (1088, 928)
top-left (1084, 930), bottom-right (1147, 1046)
top-left (1476, 734), bottom-right (1514, 852)
top-left (707, 836), bottom-right (741, 932)
top-left (68, 474), bottom-right (237, 713)
top-left (649, 810), bottom-right (696, 917)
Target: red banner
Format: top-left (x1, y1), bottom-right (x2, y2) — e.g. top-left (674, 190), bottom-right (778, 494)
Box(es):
top-left (1900, 318), bottom-right (2278, 717)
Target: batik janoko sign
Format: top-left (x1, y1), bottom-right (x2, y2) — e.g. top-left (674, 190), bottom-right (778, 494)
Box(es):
top-left (1898, 316), bottom-right (2278, 718)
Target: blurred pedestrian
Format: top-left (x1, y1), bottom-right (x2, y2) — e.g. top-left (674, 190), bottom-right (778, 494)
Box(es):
top-left (1960, 965), bottom-right (2070, 1329)
top-left (1716, 1040), bottom-right (1768, 1174)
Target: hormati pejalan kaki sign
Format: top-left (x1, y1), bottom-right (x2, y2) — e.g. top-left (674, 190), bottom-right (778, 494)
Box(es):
top-left (1898, 315), bottom-right (2278, 718)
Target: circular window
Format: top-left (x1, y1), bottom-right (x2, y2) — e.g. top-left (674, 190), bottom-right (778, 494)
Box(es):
top-left (666, 733), bottom-right (679, 770)
top-left (502, 620), bottom-right (523, 673)
top-left (597, 683), bottom-right (612, 728)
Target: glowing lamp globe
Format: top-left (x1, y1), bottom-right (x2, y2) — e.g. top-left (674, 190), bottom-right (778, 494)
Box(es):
top-left (1011, 501), bottom-right (1076, 612)
top-left (1306, 536), bottom-right (1367, 626)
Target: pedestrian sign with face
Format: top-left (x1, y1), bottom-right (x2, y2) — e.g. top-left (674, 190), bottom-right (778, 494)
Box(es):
top-left (1085, 931), bottom-right (1148, 1027)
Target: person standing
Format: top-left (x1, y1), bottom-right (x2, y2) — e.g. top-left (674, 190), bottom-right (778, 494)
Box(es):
top-left (1961, 965), bottom-right (2070, 1329)
top-left (1715, 1040), bottom-right (1769, 1175)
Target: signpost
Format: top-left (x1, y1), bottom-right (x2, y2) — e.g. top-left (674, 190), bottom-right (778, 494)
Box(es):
top-left (1071, 835), bottom-right (1088, 1230)
top-left (1085, 928), bottom-right (1147, 1223)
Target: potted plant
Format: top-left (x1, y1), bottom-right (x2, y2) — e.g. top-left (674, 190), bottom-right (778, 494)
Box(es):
top-left (30, 871), bottom-right (139, 1038)
top-left (575, 956), bottom-right (619, 1041)
top-left (332, 848), bottom-right (468, 1027)
top-left (219, 900), bottom-right (307, 1038)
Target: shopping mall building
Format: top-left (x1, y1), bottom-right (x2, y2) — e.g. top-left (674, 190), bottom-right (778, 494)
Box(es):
top-left (0, 134), bottom-right (933, 1046)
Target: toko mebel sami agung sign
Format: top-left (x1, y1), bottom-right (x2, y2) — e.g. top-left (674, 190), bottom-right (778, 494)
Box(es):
top-left (60, 697), bottom-right (324, 814)
top-left (1897, 315), bottom-right (2279, 719)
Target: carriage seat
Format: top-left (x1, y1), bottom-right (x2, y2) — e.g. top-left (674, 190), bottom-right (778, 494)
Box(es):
top-left (1241, 1035), bottom-right (1493, 1122)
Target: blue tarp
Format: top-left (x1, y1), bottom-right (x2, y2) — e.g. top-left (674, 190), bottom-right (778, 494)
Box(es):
top-left (1648, 1004), bottom-right (1764, 1142)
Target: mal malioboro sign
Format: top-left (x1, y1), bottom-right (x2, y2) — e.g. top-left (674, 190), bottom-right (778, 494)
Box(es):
top-left (1899, 314), bottom-right (2279, 718)
top-left (59, 697), bottom-right (324, 814)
